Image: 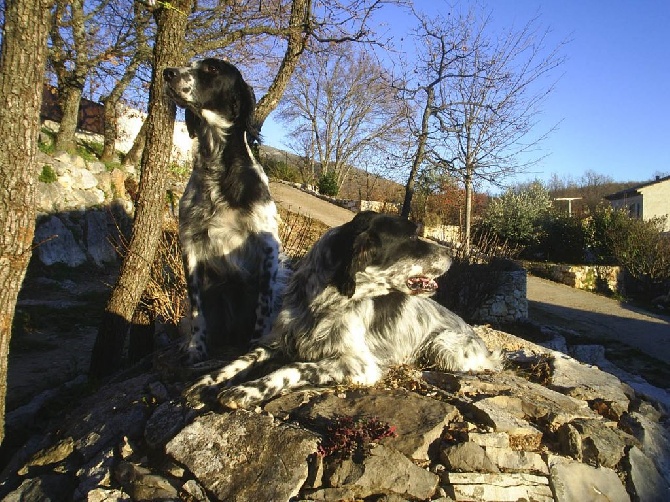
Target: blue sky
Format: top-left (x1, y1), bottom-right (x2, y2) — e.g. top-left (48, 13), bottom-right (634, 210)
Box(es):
top-left (261, 0), bottom-right (670, 187)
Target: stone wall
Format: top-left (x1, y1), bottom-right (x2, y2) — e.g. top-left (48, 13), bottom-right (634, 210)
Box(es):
top-left (475, 269), bottom-right (528, 323)
top-left (527, 262), bottom-right (623, 295)
top-left (33, 149), bottom-right (136, 268)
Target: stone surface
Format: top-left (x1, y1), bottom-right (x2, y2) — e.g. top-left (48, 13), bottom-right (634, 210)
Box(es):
top-left (34, 215), bottom-right (87, 267)
top-left (439, 442), bottom-right (500, 473)
top-left (548, 456), bottom-right (630, 502)
top-left (551, 352), bottom-right (632, 419)
top-left (557, 418), bottom-right (634, 468)
top-left (84, 210), bottom-right (119, 266)
top-left (290, 388), bottom-right (459, 460)
top-left (484, 446), bottom-right (548, 474)
top-left (626, 445), bottom-right (670, 502)
top-left (166, 410), bottom-right (318, 502)
top-left (305, 445), bottom-right (439, 500)
top-left (441, 472), bottom-right (553, 501)
top-left (2, 324), bottom-right (669, 502)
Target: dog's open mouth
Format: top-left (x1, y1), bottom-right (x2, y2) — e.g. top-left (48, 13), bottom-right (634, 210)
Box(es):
top-left (406, 276), bottom-right (438, 294)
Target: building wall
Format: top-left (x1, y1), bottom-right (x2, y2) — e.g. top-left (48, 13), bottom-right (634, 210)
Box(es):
top-left (639, 180), bottom-right (670, 231)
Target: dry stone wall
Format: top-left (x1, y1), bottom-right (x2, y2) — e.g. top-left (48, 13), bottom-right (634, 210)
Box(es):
top-left (527, 261), bottom-right (624, 295)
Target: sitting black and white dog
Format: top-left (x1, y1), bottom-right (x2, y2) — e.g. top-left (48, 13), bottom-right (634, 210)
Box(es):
top-left (186, 211), bottom-right (500, 409)
top-left (163, 58), bottom-right (285, 362)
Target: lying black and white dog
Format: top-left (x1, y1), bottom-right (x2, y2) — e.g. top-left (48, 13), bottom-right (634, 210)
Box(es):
top-left (163, 58), bottom-right (285, 362)
top-left (186, 211), bottom-right (500, 409)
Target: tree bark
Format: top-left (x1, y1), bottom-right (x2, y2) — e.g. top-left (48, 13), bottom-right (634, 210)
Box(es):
top-left (255, 0), bottom-right (312, 128)
top-left (122, 119), bottom-right (148, 168)
top-left (52, 0), bottom-right (87, 152)
top-left (54, 82), bottom-right (84, 152)
top-left (401, 86), bottom-right (433, 219)
top-left (100, 58), bottom-right (142, 163)
top-left (463, 167), bottom-right (473, 256)
top-left (0, 0), bottom-right (53, 445)
top-left (89, 0), bottom-right (192, 379)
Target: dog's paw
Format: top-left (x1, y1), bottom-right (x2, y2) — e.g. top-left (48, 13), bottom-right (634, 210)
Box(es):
top-left (216, 385), bottom-right (263, 410)
top-left (182, 377), bottom-right (220, 409)
top-left (179, 344), bottom-right (207, 366)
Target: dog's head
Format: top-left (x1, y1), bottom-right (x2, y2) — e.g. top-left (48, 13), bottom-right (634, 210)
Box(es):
top-left (163, 58), bottom-right (259, 141)
top-left (329, 211), bottom-right (452, 298)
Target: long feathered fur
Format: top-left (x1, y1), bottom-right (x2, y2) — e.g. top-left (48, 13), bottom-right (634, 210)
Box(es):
top-left (163, 58), bottom-right (286, 363)
top-left (186, 211), bottom-right (500, 409)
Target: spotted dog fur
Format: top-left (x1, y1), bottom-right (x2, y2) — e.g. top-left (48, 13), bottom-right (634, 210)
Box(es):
top-left (185, 211), bottom-right (500, 409)
top-left (163, 58), bottom-right (285, 362)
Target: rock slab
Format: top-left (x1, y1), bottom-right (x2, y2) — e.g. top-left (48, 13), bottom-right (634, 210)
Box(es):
top-left (166, 410), bottom-right (318, 502)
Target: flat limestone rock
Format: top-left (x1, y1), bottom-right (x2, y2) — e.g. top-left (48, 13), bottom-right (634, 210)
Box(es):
top-left (548, 456), bottom-right (629, 502)
top-left (441, 472), bottom-right (553, 501)
top-left (165, 410), bottom-right (318, 502)
top-left (291, 388), bottom-right (459, 460)
top-left (305, 445), bottom-right (438, 501)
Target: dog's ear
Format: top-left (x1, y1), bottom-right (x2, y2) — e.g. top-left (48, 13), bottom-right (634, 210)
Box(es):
top-left (333, 230), bottom-right (378, 298)
top-left (185, 109), bottom-right (202, 139)
top-left (235, 79), bottom-right (260, 143)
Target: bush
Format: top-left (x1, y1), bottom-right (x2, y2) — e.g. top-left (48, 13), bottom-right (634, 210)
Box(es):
top-left (317, 171), bottom-right (339, 196)
top-left (536, 213), bottom-right (587, 264)
top-left (317, 416), bottom-right (396, 459)
top-left (264, 158), bottom-right (301, 183)
top-left (480, 181), bottom-right (552, 249)
top-left (38, 164), bottom-right (57, 183)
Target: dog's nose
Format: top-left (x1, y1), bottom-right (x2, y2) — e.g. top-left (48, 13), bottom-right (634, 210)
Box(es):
top-left (163, 68), bottom-right (177, 82)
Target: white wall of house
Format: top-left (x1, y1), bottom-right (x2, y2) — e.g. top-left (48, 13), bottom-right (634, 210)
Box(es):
top-left (608, 178), bottom-right (670, 232)
top-left (639, 180), bottom-right (670, 230)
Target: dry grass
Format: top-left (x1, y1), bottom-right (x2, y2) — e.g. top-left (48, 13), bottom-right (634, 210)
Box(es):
top-left (278, 206), bottom-right (329, 261)
top-left (143, 215), bottom-right (188, 326)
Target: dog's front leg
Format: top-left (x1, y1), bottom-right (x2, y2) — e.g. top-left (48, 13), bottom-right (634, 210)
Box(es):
top-left (217, 356), bottom-right (383, 409)
top-left (182, 254), bottom-right (208, 364)
top-left (183, 345), bottom-right (278, 408)
top-left (251, 236), bottom-right (280, 344)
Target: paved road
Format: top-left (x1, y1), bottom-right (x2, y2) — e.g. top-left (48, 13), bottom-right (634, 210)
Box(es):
top-left (527, 276), bottom-right (670, 364)
top-left (269, 182), bottom-right (356, 228)
top-left (268, 181), bottom-right (670, 366)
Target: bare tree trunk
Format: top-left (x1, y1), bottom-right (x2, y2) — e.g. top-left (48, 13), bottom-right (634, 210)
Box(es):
top-left (401, 87), bottom-right (433, 219)
top-left (463, 168), bottom-right (473, 256)
top-left (54, 83), bottom-right (84, 152)
top-left (255, 0), bottom-right (311, 128)
top-left (90, 0), bottom-right (192, 379)
top-left (0, 0), bottom-right (53, 444)
top-left (100, 59), bottom-right (142, 162)
top-left (52, 0), bottom-right (87, 152)
top-left (123, 119), bottom-right (148, 168)
top-left (101, 3), bottom-right (150, 163)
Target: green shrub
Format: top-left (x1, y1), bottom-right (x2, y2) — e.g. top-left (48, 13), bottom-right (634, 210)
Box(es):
top-left (480, 181), bottom-right (552, 249)
top-left (586, 207), bottom-right (670, 300)
top-left (536, 213), bottom-right (587, 264)
top-left (318, 171), bottom-right (339, 196)
top-left (264, 159), bottom-right (301, 183)
top-left (39, 164), bottom-right (58, 183)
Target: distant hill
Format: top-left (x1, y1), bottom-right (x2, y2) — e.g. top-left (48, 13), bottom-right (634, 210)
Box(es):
top-left (258, 145), bottom-right (404, 203)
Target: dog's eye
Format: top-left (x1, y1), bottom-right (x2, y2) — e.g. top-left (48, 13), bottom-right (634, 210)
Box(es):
top-left (409, 234), bottom-right (418, 241)
top-left (203, 64), bottom-right (219, 74)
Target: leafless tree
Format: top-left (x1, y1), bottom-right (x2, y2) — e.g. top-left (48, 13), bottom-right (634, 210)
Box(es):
top-left (397, 6), bottom-right (565, 254)
top-left (278, 45), bottom-right (408, 189)
top-left (430, 11), bottom-right (565, 253)
top-left (99, 2), bottom-right (153, 162)
top-left (49, 0), bottom-right (138, 152)
top-left (394, 7), bottom-right (475, 219)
